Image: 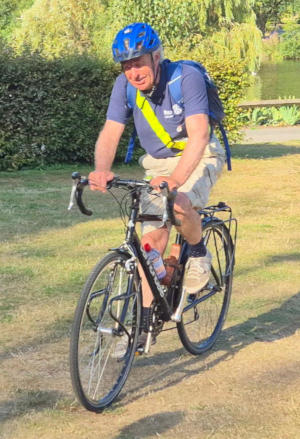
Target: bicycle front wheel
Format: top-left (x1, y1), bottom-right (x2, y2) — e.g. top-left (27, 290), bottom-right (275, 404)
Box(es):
top-left (70, 251), bottom-right (141, 412)
top-left (177, 220), bottom-right (234, 355)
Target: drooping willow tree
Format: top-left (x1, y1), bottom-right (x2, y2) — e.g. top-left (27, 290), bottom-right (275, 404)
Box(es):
top-left (10, 0), bottom-right (263, 70)
top-left (11, 0), bottom-right (106, 58)
top-left (107, 0), bottom-right (262, 70)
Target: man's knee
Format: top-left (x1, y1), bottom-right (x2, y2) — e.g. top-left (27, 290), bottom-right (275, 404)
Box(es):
top-left (174, 192), bottom-right (193, 215)
top-left (141, 227), bottom-right (169, 253)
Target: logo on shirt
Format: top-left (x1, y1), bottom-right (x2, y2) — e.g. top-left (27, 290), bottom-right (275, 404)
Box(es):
top-left (163, 105), bottom-right (183, 119)
top-left (172, 104), bottom-right (183, 115)
top-left (163, 109), bottom-right (173, 119)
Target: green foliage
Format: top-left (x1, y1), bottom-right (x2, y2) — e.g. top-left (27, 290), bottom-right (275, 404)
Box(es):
top-left (254, 0), bottom-right (291, 36)
top-left (198, 23), bottom-right (262, 72)
top-left (0, 0), bottom-right (34, 41)
top-left (109, 0), bottom-right (256, 44)
top-left (0, 47), bottom-right (250, 170)
top-left (280, 26), bottom-right (300, 59)
top-left (240, 105), bottom-right (300, 126)
top-left (11, 0), bottom-right (106, 58)
top-left (262, 38), bottom-right (283, 62)
top-left (0, 52), bottom-right (122, 170)
top-left (6, 0), bottom-right (263, 72)
top-left (262, 24), bottom-right (300, 61)
top-left (276, 105), bottom-right (300, 124)
top-left (105, 1), bottom-right (262, 72)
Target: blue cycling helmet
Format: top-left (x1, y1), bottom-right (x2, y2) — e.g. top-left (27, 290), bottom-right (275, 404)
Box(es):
top-left (112, 23), bottom-right (161, 62)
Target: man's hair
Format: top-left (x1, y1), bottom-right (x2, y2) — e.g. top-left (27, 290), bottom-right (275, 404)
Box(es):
top-left (153, 46), bottom-right (164, 63)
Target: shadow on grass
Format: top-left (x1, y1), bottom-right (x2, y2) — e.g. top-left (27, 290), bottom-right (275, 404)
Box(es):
top-left (0, 163), bottom-right (144, 242)
top-left (232, 143), bottom-right (300, 159)
top-left (0, 389), bottom-right (64, 423)
top-left (0, 315), bottom-right (72, 363)
top-left (235, 252), bottom-right (300, 277)
top-left (266, 253), bottom-right (300, 263)
top-left (115, 290), bottom-right (300, 408)
top-left (1, 291), bottom-right (299, 416)
top-left (114, 411), bottom-right (184, 439)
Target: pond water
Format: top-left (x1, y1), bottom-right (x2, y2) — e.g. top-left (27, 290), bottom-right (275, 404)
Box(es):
top-left (244, 60), bottom-right (300, 101)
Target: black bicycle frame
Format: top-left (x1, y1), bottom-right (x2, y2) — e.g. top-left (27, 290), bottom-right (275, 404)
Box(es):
top-left (120, 187), bottom-right (174, 321)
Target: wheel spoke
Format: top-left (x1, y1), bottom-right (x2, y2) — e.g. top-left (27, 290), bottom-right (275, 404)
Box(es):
top-left (70, 252), bottom-right (141, 412)
top-left (177, 221), bottom-right (233, 354)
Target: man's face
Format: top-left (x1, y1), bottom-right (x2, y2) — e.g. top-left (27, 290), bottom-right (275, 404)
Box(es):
top-left (122, 53), bottom-right (159, 91)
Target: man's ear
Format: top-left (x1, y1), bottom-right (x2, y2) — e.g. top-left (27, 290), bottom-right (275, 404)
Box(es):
top-left (153, 52), bottom-right (161, 64)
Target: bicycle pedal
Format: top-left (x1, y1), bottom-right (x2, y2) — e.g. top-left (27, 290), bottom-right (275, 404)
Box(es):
top-left (135, 346), bottom-right (145, 356)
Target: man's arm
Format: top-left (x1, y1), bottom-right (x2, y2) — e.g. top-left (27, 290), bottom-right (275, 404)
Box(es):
top-left (89, 120), bottom-right (125, 192)
top-left (151, 113), bottom-right (209, 189)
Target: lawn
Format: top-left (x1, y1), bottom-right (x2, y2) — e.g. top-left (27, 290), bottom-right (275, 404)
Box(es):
top-left (1, 141), bottom-right (300, 439)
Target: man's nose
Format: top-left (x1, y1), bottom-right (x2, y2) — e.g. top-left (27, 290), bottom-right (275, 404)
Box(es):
top-left (130, 66), bottom-right (140, 78)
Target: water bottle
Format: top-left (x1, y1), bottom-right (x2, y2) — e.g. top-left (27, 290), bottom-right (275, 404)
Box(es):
top-left (144, 243), bottom-right (166, 280)
top-left (162, 243), bottom-right (181, 286)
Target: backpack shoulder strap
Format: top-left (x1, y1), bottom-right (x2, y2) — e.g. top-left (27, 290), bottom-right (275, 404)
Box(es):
top-left (166, 61), bottom-right (184, 107)
top-left (167, 60), bottom-right (232, 171)
top-left (166, 60), bottom-right (210, 107)
top-left (125, 81), bottom-right (137, 163)
top-left (126, 81), bottom-right (137, 109)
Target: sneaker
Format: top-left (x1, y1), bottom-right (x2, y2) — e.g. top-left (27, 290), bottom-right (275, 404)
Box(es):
top-left (183, 250), bottom-right (212, 295)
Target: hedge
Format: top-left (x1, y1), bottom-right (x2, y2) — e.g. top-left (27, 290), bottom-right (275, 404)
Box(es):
top-left (0, 52), bottom-right (126, 170)
top-left (0, 51), bottom-right (248, 170)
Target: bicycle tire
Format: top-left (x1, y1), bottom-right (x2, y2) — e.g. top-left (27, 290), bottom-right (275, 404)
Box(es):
top-left (70, 251), bottom-right (141, 412)
top-left (177, 219), bottom-right (234, 355)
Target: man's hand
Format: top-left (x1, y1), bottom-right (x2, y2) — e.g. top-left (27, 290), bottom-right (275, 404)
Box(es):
top-left (150, 176), bottom-right (179, 191)
top-left (88, 170), bottom-right (114, 193)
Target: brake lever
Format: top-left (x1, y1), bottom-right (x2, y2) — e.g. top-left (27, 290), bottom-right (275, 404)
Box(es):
top-left (76, 178), bottom-right (92, 216)
top-left (68, 172), bottom-right (81, 211)
top-left (67, 179), bottom-right (77, 211)
top-left (159, 181), bottom-right (181, 227)
top-left (68, 172), bottom-right (93, 216)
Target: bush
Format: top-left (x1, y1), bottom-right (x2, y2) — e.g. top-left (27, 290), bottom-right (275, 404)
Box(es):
top-left (205, 58), bottom-right (250, 143)
top-left (239, 105), bottom-right (300, 126)
top-left (0, 52), bottom-right (133, 170)
top-left (0, 49), bottom-right (249, 170)
top-left (280, 27), bottom-right (300, 59)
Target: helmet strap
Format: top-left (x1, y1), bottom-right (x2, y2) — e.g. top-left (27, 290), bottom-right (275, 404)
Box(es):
top-left (145, 53), bottom-right (160, 97)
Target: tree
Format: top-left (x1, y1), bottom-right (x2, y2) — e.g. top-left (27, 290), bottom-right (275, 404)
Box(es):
top-left (107, 0), bottom-right (262, 71)
top-left (108, 0), bottom-right (257, 45)
top-left (0, 0), bottom-right (34, 41)
top-left (11, 0), bottom-right (105, 58)
top-left (253, 0), bottom-right (294, 36)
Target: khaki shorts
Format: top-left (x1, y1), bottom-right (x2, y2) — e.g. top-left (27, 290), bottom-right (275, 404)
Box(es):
top-left (139, 134), bottom-right (226, 234)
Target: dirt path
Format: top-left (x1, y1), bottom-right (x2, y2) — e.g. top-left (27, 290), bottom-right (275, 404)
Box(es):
top-left (1, 143), bottom-right (300, 439)
top-left (242, 126), bottom-right (300, 143)
top-left (2, 303), bottom-right (300, 439)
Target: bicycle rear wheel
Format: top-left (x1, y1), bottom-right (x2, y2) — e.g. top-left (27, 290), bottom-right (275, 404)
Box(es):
top-left (70, 251), bottom-right (141, 412)
top-left (177, 220), bottom-right (234, 355)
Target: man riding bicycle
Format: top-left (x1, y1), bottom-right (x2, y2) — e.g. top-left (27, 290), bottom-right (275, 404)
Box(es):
top-left (89, 23), bottom-right (226, 343)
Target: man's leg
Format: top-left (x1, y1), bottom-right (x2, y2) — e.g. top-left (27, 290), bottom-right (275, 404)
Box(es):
top-left (173, 192), bottom-right (211, 296)
top-left (139, 192), bottom-right (205, 307)
top-left (137, 226), bottom-right (169, 348)
top-left (173, 192), bottom-right (202, 244)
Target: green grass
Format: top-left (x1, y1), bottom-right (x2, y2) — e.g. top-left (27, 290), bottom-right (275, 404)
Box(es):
top-left (0, 143), bottom-right (300, 438)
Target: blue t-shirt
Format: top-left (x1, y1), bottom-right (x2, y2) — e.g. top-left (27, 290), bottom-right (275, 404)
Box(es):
top-left (106, 61), bottom-right (209, 158)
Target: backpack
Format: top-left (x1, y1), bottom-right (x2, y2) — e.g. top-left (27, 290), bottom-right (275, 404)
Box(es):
top-left (125, 59), bottom-right (232, 170)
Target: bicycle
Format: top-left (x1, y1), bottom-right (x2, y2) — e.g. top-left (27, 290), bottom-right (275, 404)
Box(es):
top-left (68, 172), bottom-right (237, 412)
